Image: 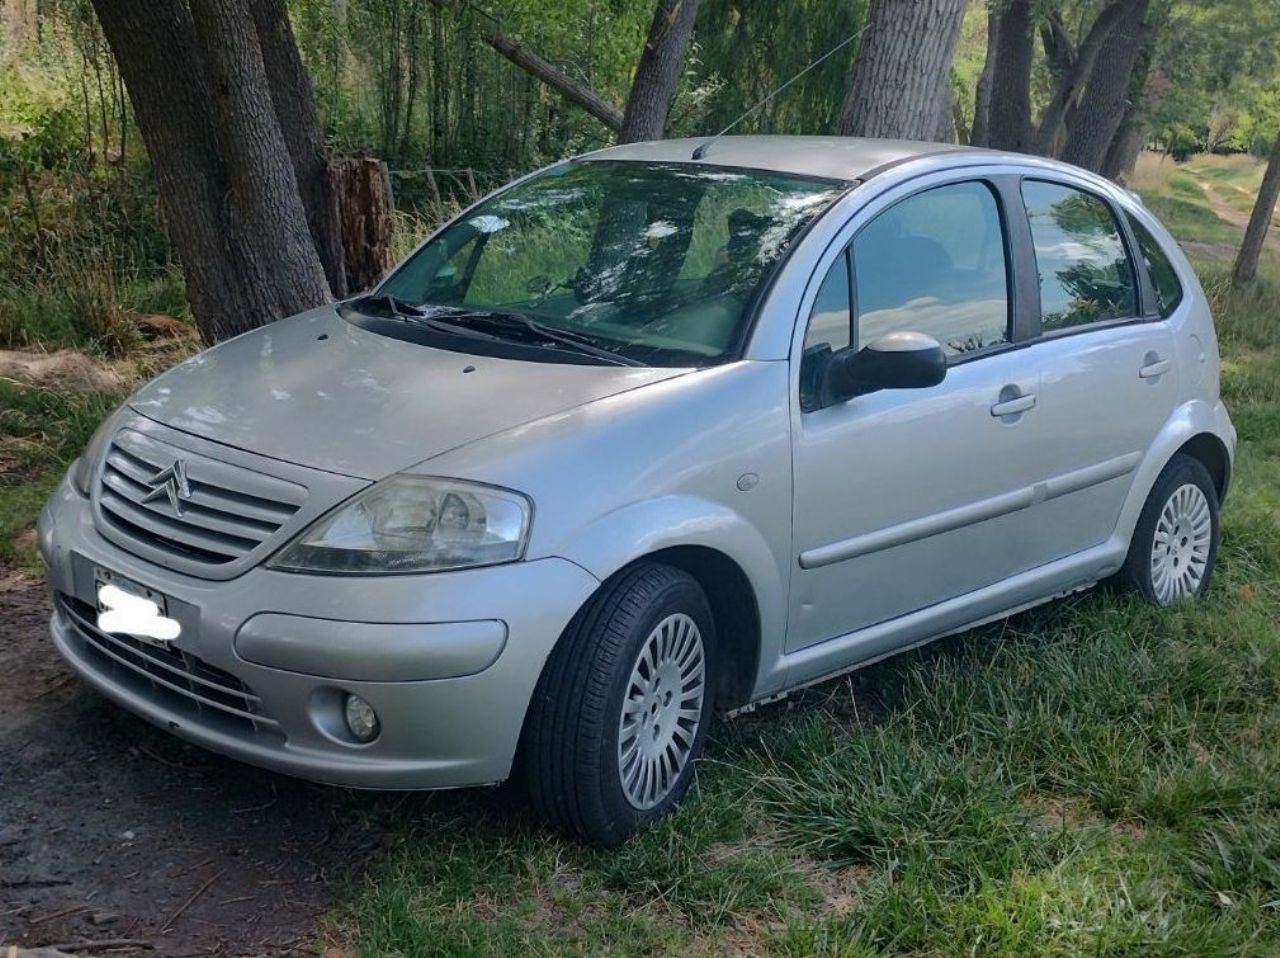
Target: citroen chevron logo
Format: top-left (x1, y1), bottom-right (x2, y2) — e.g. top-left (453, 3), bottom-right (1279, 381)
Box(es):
top-left (141, 459), bottom-right (192, 516)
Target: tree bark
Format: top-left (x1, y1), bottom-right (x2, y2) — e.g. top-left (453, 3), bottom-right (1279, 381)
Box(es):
top-left (249, 0), bottom-right (347, 296)
top-left (1032, 0), bottom-right (1132, 157)
top-left (1059, 0), bottom-right (1151, 171)
top-left (970, 3), bottom-right (1000, 147)
top-left (1101, 46), bottom-right (1163, 182)
top-left (333, 156), bottom-right (395, 294)
top-left (618, 0), bottom-right (702, 143)
top-left (93, 0), bottom-right (332, 342)
top-left (187, 0), bottom-right (331, 323)
top-left (1232, 136), bottom-right (1280, 291)
top-left (838, 0), bottom-right (968, 141)
top-left (92, 0), bottom-right (263, 341)
top-left (986, 0), bottom-right (1034, 152)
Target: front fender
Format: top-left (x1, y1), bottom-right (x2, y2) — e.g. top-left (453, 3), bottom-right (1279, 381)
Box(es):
top-left (552, 495), bottom-right (789, 696)
top-left (1112, 399), bottom-right (1236, 551)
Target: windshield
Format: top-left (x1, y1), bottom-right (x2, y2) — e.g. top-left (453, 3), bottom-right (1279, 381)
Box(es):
top-left (378, 161), bottom-right (846, 366)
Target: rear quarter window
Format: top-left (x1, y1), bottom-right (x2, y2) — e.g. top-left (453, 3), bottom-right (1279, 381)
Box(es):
top-left (1127, 214), bottom-right (1185, 318)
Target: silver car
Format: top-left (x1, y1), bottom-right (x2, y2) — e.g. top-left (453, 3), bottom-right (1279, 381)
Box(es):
top-left (38, 136), bottom-right (1235, 844)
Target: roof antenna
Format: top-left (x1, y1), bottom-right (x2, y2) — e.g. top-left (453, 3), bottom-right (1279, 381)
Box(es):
top-left (691, 26), bottom-right (867, 161)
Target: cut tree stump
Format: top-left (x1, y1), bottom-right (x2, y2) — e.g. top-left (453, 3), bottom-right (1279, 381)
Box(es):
top-left (331, 156), bottom-right (395, 296)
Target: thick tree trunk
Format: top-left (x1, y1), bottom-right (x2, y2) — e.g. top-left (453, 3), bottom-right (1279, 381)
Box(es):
top-left (1101, 48), bottom-right (1162, 182)
top-left (986, 0), bottom-right (1034, 152)
top-left (1033, 0), bottom-right (1133, 157)
top-left (1232, 137), bottom-right (1280, 291)
top-left (1060, 0), bottom-right (1151, 171)
top-left (94, 0), bottom-right (332, 342)
top-left (618, 0), bottom-right (702, 143)
top-left (838, 0), bottom-right (968, 141)
top-left (970, 3), bottom-right (1000, 147)
top-left (249, 0), bottom-right (347, 297)
top-left (92, 0), bottom-right (266, 341)
top-left (187, 0), bottom-right (331, 324)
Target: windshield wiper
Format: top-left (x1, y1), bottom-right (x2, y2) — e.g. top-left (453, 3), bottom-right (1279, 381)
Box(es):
top-left (423, 308), bottom-right (644, 367)
top-left (356, 293), bottom-right (428, 318)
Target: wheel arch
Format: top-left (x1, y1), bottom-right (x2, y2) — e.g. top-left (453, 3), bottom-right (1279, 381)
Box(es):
top-left (1176, 432), bottom-right (1232, 501)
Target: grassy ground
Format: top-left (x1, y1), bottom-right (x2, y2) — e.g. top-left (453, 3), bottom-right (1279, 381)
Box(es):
top-left (2, 153), bottom-right (1278, 956)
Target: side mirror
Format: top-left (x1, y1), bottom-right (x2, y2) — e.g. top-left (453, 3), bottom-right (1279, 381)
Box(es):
top-left (824, 331), bottom-right (947, 403)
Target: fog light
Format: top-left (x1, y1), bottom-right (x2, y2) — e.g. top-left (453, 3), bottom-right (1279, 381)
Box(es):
top-left (343, 693), bottom-right (380, 742)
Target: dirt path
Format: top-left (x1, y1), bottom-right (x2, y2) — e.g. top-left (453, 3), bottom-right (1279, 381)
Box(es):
top-left (0, 566), bottom-right (394, 957)
top-left (1195, 178), bottom-right (1280, 250)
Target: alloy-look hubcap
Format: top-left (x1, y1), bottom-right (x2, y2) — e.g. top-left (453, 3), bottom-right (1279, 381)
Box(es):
top-left (617, 612), bottom-right (706, 810)
top-left (1150, 483), bottom-right (1213, 604)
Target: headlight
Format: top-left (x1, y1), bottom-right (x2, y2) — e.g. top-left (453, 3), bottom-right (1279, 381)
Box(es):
top-left (72, 409), bottom-right (124, 496)
top-left (268, 475), bottom-right (532, 574)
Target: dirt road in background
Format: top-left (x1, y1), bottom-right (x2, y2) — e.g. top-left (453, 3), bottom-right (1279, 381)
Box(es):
top-left (0, 567), bottom-right (390, 957)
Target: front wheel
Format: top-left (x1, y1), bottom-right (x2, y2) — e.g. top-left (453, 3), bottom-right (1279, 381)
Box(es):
top-left (1119, 453), bottom-right (1220, 604)
top-left (523, 562), bottom-right (716, 846)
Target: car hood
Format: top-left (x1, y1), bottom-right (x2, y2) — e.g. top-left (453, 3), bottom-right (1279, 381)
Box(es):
top-left (129, 306), bottom-right (689, 479)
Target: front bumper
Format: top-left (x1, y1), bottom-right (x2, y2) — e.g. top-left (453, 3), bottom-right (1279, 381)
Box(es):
top-left (37, 472), bottom-right (600, 789)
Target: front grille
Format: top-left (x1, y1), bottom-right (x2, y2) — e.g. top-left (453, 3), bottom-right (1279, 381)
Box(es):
top-left (95, 427), bottom-right (306, 574)
top-left (58, 593), bottom-right (281, 738)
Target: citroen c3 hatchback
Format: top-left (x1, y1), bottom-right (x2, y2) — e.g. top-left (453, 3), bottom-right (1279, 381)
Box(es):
top-left (39, 136), bottom-right (1235, 844)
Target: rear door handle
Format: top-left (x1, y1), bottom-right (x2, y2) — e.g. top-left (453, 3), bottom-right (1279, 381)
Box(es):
top-left (1139, 359), bottom-right (1171, 379)
top-left (990, 393), bottom-right (1037, 417)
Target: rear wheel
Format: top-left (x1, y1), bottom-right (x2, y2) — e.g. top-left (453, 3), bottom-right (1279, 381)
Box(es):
top-left (1120, 454), bottom-right (1220, 604)
top-left (523, 562), bottom-right (716, 845)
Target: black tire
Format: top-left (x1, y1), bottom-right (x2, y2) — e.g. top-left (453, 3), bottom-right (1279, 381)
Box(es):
top-left (1119, 453), bottom-right (1220, 604)
top-left (522, 562), bottom-right (717, 846)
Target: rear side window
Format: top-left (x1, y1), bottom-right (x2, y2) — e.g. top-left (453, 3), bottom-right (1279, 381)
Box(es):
top-left (1127, 214), bottom-right (1184, 318)
top-left (853, 181), bottom-right (1010, 357)
top-left (1022, 181), bottom-right (1138, 333)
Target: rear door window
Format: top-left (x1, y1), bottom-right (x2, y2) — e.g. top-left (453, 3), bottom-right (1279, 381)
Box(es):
top-left (1021, 180), bottom-right (1138, 333)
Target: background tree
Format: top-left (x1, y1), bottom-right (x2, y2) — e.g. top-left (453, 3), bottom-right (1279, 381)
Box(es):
top-left (1233, 117), bottom-right (1280, 290)
top-left (618, 0), bottom-right (703, 143)
top-left (91, 0), bottom-right (333, 342)
top-left (838, 0), bottom-right (968, 141)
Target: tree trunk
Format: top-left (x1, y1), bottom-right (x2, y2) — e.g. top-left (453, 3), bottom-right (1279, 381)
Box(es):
top-left (187, 0), bottom-right (331, 323)
top-left (970, 3), bottom-right (1000, 147)
top-left (837, 0), bottom-right (968, 141)
top-left (333, 156), bottom-right (395, 294)
top-left (1059, 0), bottom-right (1151, 172)
top-left (985, 0), bottom-right (1034, 152)
top-left (1032, 0), bottom-right (1132, 157)
top-left (1101, 49), bottom-right (1163, 182)
top-left (618, 0), bottom-right (702, 143)
top-left (1232, 136), bottom-right (1280, 291)
top-left (93, 0), bottom-right (331, 342)
top-left (92, 0), bottom-right (266, 341)
top-left (249, 0), bottom-right (346, 297)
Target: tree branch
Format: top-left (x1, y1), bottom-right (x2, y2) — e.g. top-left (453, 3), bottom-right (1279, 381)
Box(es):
top-left (426, 0), bottom-right (623, 132)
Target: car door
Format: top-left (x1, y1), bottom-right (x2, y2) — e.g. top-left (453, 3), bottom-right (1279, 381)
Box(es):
top-left (788, 177), bottom-right (1046, 653)
top-left (1012, 178), bottom-right (1179, 564)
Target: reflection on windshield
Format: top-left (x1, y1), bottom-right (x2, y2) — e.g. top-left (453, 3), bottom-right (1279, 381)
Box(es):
top-left (379, 161), bottom-right (845, 366)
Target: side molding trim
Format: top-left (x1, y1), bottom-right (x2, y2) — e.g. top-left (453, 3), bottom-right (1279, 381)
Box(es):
top-left (798, 451), bottom-right (1142, 570)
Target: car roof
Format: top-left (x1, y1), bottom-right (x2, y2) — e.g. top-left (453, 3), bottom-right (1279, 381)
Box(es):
top-left (581, 135), bottom-right (985, 183)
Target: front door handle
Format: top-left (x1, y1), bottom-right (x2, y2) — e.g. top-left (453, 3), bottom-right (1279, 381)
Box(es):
top-left (991, 393), bottom-right (1037, 417)
top-left (1139, 358), bottom-right (1171, 379)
